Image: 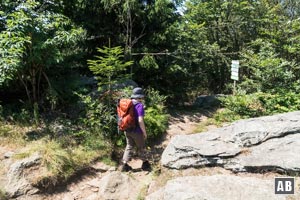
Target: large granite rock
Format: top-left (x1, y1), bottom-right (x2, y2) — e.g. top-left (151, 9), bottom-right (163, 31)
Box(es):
top-left (161, 111), bottom-right (300, 173)
top-left (146, 175), bottom-right (298, 200)
top-left (225, 133), bottom-right (300, 172)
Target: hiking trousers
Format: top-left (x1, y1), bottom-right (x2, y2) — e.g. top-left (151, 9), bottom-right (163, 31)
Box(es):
top-left (122, 131), bottom-right (145, 163)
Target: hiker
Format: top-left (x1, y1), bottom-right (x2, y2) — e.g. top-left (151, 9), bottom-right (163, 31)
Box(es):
top-left (121, 87), bottom-right (151, 172)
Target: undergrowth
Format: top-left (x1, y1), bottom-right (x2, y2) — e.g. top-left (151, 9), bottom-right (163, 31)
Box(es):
top-left (13, 137), bottom-right (111, 186)
top-left (0, 87), bottom-right (167, 190)
top-left (0, 124), bottom-right (29, 148)
top-left (194, 91), bottom-right (300, 133)
top-left (211, 92), bottom-right (300, 126)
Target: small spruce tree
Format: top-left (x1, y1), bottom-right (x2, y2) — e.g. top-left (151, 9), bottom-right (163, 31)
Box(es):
top-left (88, 45), bottom-right (133, 96)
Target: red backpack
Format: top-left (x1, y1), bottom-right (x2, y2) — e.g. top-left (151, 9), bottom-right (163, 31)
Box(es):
top-left (117, 99), bottom-right (136, 131)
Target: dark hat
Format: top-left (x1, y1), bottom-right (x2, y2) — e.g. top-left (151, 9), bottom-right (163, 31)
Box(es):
top-left (131, 87), bottom-right (145, 99)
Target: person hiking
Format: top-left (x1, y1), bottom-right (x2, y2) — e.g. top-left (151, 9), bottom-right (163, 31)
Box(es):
top-left (121, 87), bottom-right (151, 172)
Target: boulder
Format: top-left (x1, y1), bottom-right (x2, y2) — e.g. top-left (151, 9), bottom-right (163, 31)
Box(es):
top-left (194, 95), bottom-right (223, 108)
top-left (5, 153), bottom-right (41, 198)
top-left (146, 175), bottom-right (298, 200)
top-left (98, 171), bottom-right (138, 200)
top-left (225, 133), bottom-right (300, 173)
top-left (161, 111), bottom-right (300, 174)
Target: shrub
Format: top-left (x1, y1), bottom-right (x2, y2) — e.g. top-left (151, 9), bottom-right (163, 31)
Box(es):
top-left (76, 86), bottom-right (169, 146)
top-left (0, 105), bottom-right (33, 126)
top-left (76, 93), bottom-right (116, 139)
top-left (144, 88), bottom-right (169, 141)
top-left (212, 108), bottom-right (242, 125)
top-left (79, 130), bottom-right (112, 152)
top-left (144, 105), bottom-right (169, 141)
top-left (145, 87), bottom-right (167, 108)
top-left (220, 93), bottom-right (265, 118)
top-left (258, 92), bottom-right (300, 114)
top-left (0, 124), bottom-right (27, 147)
top-left (219, 91), bottom-right (300, 121)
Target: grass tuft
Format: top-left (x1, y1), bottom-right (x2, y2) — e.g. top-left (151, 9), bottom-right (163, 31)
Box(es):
top-left (13, 137), bottom-right (110, 187)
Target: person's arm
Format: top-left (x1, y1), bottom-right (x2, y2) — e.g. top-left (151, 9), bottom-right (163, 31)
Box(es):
top-left (138, 116), bottom-right (147, 139)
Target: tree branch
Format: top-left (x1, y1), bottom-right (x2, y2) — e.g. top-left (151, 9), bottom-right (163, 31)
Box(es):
top-left (17, 72), bottom-right (31, 104)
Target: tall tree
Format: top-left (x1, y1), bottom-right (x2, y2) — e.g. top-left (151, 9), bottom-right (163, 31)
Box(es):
top-left (0, 0), bottom-right (85, 112)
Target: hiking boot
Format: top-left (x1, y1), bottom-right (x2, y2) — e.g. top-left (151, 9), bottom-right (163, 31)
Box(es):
top-left (121, 163), bottom-right (132, 172)
top-left (141, 161), bottom-right (151, 171)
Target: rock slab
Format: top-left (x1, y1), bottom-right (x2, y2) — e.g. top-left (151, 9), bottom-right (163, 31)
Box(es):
top-left (161, 111), bottom-right (300, 173)
top-left (146, 175), bottom-right (298, 200)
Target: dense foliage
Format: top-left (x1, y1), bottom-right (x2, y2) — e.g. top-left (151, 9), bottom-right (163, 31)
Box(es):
top-left (0, 0), bottom-right (85, 105)
top-left (219, 91), bottom-right (300, 120)
top-left (2, 0), bottom-right (299, 107)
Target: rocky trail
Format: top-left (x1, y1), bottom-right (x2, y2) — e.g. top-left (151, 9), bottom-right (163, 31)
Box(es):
top-left (3, 109), bottom-right (300, 200)
top-left (3, 108), bottom-right (210, 200)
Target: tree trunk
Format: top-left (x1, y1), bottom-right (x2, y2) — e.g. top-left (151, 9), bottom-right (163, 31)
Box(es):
top-left (30, 67), bottom-right (39, 124)
top-left (17, 72), bottom-right (31, 104)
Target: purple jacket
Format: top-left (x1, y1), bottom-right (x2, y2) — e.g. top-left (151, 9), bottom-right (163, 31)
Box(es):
top-left (132, 99), bottom-right (145, 134)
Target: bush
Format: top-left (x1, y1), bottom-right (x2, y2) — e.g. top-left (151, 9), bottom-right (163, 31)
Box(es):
top-left (79, 130), bottom-right (112, 152)
top-left (212, 109), bottom-right (242, 125)
top-left (76, 87), bottom-right (169, 146)
top-left (258, 92), bottom-right (300, 114)
top-left (76, 93), bottom-right (116, 139)
top-left (145, 105), bottom-right (169, 141)
top-left (220, 93), bottom-right (265, 118)
top-left (144, 88), bottom-right (169, 142)
top-left (219, 91), bottom-right (300, 121)
top-left (0, 105), bottom-right (33, 125)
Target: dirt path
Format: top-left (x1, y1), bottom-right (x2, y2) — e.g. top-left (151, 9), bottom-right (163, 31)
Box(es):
top-left (162, 109), bottom-right (209, 145)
